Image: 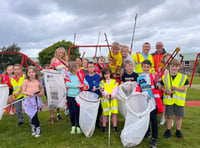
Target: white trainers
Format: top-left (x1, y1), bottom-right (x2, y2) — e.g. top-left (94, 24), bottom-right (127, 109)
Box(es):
top-left (160, 117), bottom-right (166, 125)
top-left (35, 127), bottom-right (41, 137)
top-left (31, 124), bottom-right (36, 136)
top-left (9, 110), bottom-right (14, 115)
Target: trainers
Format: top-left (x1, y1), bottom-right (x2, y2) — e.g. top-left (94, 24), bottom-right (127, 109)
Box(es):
top-left (176, 130), bottom-right (183, 139)
top-left (31, 124), bottom-right (36, 136)
top-left (48, 118), bottom-right (54, 124)
top-left (149, 138), bottom-right (157, 148)
top-left (102, 126), bottom-right (106, 133)
top-left (164, 129), bottom-right (171, 138)
top-left (96, 124), bottom-right (101, 129)
top-left (57, 115), bottom-right (62, 120)
top-left (144, 132), bottom-right (151, 139)
top-left (16, 122), bottom-right (23, 126)
top-left (65, 108), bottom-right (69, 116)
top-left (77, 127), bottom-right (81, 134)
top-left (9, 110), bottom-right (14, 115)
top-left (35, 127), bottom-right (41, 137)
top-left (113, 127), bottom-right (119, 133)
top-left (70, 126), bottom-right (76, 134)
top-left (160, 117), bottom-right (166, 125)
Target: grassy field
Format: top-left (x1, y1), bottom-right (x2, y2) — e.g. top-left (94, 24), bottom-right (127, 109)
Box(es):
top-left (187, 76), bottom-right (200, 101)
top-left (0, 106), bottom-right (200, 148)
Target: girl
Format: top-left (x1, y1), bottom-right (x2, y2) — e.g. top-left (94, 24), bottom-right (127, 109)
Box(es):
top-left (99, 67), bottom-right (119, 133)
top-left (66, 62), bottom-right (88, 134)
top-left (11, 64), bottom-right (26, 126)
top-left (51, 47), bottom-right (68, 120)
top-left (0, 65), bottom-right (15, 115)
top-left (22, 66), bottom-right (44, 137)
top-left (82, 58), bottom-right (89, 75)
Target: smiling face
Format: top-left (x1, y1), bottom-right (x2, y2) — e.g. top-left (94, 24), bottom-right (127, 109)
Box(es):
top-left (170, 64), bottom-right (179, 75)
top-left (13, 66), bottom-right (22, 76)
top-left (142, 43), bottom-right (151, 55)
top-left (27, 69), bottom-right (36, 80)
top-left (111, 47), bottom-right (120, 55)
top-left (87, 63), bottom-right (95, 73)
top-left (6, 66), bottom-right (13, 75)
top-left (82, 60), bottom-right (88, 68)
top-left (75, 58), bottom-right (82, 67)
top-left (156, 42), bottom-right (163, 54)
top-left (98, 57), bottom-right (105, 65)
top-left (121, 48), bottom-right (129, 58)
top-left (57, 49), bottom-right (65, 59)
top-left (141, 64), bottom-right (151, 73)
top-left (124, 64), bottom-right (133, 74)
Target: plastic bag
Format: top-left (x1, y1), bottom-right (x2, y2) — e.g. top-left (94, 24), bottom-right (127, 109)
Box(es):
top-left (0, 84), bottom-right (9, 120)
top-left (120, 92), bottom-right (156, 147)
top-left (76, 91), bottom-right (100, 138)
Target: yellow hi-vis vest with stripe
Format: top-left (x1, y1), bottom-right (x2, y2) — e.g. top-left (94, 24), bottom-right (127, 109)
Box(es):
top-left (162, 73), bottom-right (187, 106)
top-left (132, 53), bottom-right (155, 75)
top-left (11, 74), bottom-right (26, 100)
top-left (99, 79), bottom-right (118, 115)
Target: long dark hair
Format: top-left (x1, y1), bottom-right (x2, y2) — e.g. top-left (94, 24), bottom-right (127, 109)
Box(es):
top-left (102, 67), bottom-right (114, 82)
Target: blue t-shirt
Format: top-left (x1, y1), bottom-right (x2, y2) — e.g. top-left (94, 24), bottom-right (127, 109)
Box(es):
top-left (85, 73), bottom-right (100, 96)
top-left (141, 52), bottom-right (149, 60)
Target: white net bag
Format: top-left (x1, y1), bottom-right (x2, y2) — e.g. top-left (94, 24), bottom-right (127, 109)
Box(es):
top-left (0, 84), bottom-right (9, 120)
top-left (43, 70), bottom-right (66, 109)
top-left (120, 92), bottom-right (156, 147)
top-left (76, 91), bottom-right (100, 138)
top-left (116, 82), bottom-right (137, 119)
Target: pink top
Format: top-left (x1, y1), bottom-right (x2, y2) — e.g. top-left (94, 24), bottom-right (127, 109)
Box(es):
top-left (22, 79), bottom-right (42, 94)
top-left (102, 79), bottom-right (118, 98)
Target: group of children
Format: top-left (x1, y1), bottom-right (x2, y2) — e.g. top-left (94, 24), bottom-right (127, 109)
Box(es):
top-left (0, 43), bottom-right (188, 148)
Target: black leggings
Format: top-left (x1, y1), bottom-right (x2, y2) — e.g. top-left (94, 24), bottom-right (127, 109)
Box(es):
top-left (31, 112), bottom-right (40, 127)
top-left (67, 96), bottom-right (80, 127)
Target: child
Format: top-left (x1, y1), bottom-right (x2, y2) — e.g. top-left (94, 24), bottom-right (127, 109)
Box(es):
top-left (22, 66), bottom-right (44, 137)
top-left (120, 45), bottom-right (135, 75)
top-left (137, 60), bottom-right (163, 148)
top-left (10, 64), bottom-right (26, 126)
top-left (66, 62), bottom-right (89, 134)
top-left (108, 42), bottom-right (122, 78)
top-left (82, 58), bottom-right (89, 75)
top-left (161, 59), bottom-right (188, 139)
top-left (99, 67), bottom-right (119, 133)
top-left (121, 60), bottom-right (138, 83)
top-left (85, 62), bottom-right (102, 128)
top-left (94, 56), bottom-right (108, 78)
top-left (0, 65), bottom-right (15, 115)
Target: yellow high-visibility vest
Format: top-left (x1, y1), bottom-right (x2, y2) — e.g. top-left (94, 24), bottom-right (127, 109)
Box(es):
top-left (11, 74), bottom-right (26, 99)
top-left (99, 79), bottom-right (118, 115)
top-left (162, 73), bottom-right (187, 106)
top-left (132, 53), bottom-right (155, 75)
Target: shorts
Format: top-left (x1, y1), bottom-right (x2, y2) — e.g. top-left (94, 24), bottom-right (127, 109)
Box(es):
top-left (165, 104), bottom-right (185, 117)
top-left (9, 88), bottom-right (13, 96)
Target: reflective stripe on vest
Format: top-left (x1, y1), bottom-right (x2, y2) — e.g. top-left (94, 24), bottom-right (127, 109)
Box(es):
top-left (162, 73), bottom-right (187, 106)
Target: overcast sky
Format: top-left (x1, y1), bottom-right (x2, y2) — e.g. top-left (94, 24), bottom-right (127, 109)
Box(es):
top-left (0, 0), bottom-right (200, 58)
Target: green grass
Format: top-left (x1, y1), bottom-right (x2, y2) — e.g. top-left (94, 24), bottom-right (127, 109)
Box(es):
top-left (188, 76), bottom-right (200, 85)
top-left (0, 106), bottom-right (200, 148)
top-left (187, 76), bottom-right (200, 101)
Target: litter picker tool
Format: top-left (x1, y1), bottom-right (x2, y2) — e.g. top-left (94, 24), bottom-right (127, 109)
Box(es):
top-left (108, 94), bottom-right (111, 148)
top-left (81, 51), bottom-right (86, 59)
top-left (180, 54), bottom-right (184, 64)
top-left (73, 32), bottom-right (76, 45)
top-left (94, 31), bottom-right (101, 63)
top-left (130, 13), bottom-right (138, 54)
top-left (104, 33), bottom-right (113, 65)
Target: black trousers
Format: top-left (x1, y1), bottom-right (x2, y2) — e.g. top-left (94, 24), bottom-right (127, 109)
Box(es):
top-left (31, 112), bottom-right (40, 127)
top-left (67, 96), bottom-right (80, 127)
top-left (146, 107), bottom-right (158, 139)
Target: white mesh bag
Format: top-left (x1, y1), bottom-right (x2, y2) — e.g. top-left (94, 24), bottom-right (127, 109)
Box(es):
top-left (116, 82), bottom-right (137, 119)
top-left (43, 70), bottom-right (66, 109)
top-left (76, 91), bottom-right (100, 138)
top-left (0, 84), bottom-right (9, 120)
top-left (120, 92), bottom-right (156, 147)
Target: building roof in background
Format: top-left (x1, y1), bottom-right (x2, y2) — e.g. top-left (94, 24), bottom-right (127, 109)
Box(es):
top-left (85, 57), bottom-right (109, 63)
top-left (177, 53), bottom-right (199, 61)
top-left (30, 57), bottom-right (39, 63)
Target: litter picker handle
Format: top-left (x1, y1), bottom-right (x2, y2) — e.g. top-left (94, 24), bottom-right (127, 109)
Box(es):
top-left (104, 33), bottom-right (113, 65)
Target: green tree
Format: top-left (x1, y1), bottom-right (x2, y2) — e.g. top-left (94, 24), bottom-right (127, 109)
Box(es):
top-left (38, 40), bottom-right (80, 66)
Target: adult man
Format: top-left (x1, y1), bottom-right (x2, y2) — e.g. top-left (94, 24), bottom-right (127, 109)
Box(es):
top-left (132, 42), bottom-right (155, 75)
top-left (151, 42), bottom-right (166, 72)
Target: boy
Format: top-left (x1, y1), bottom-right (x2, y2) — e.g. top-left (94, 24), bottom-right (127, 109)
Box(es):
top-left (108, 42), bottom-right (122, 78)
top-left (120, 45), bottom-right (135, 75)
top-left (94, 56), bottom-right (108, 78)
top-left (121, 60), bottom-right (138, 83)
top-left (137, 60), bottom-right (162, 148)
top-left (85, 62), bottom-right (102, 128)
top-left (161, 59), bottom-right (188, 139)
top-left (11, 64), bottom-right (26, 126)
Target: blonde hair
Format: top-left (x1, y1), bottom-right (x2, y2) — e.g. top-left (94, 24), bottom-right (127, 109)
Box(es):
top-left (54, 47), bottom-right (68, 62)
top-left (121, 45), bottom-right (129, 52)
top-left (112, 42), bottom-right (120, 50)
top-left (25, 66), bottom-right (40, 82)
top-left (3, 65), bottom-right (13, 75)
top-left (161, 53), bottom-right (172, 64)
top-left (124, 60), bottom-right (133, 68)
top-left (68, 62), bottom-right (77, 73)
top-left (170, 59), bottom-right (181, 66)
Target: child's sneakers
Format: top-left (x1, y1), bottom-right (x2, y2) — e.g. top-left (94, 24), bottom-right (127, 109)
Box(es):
top-left (31, 124), bottom-right (36, 136)
top-left (57, 114), bottom-right (62, 120)
top-left (77, 127), bottom-right (81, 134)
top-left (164, 129), bottom-right (171, 138)
top-left (149, 138), bottom-right (157, 148)
top-left (16, 122), bottom-right (23, 126)
top-left (9, 110), bottom-right (15, 115)
top-left (113, 126), bottom-right (119, 133)
top-left (176, 130), bottom-right (183, 139)
top-left (70, 126), bottom-right (76, 134)
top-left (35, 127), bottom-right (41, 137)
